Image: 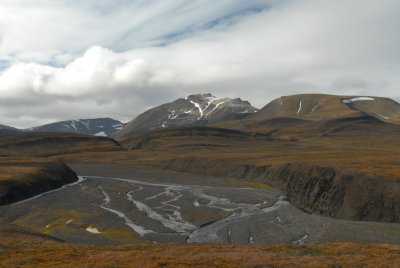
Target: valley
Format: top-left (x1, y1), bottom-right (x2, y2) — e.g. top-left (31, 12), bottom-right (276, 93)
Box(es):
top-left (0, 93), bottom-right (399, 267)
top-left (3, 164), bottom-right (399, 247)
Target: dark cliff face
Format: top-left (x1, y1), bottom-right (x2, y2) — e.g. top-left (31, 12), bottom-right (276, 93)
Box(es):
top-left (0, 161), bottom-right (79, 206)
top-left (284, 165), bottom-right (346, 218)
top-left (283, 165), bottom-right (400, 222)
top-left (158, 157), bottom-right (400, 223)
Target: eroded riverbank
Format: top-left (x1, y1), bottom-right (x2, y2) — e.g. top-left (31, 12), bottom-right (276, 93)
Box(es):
top-left (1, 164), bottom-right (399, 245)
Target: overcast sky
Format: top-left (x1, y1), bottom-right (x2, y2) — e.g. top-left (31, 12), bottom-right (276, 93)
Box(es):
top-left (0, 0), bottom-right (400, 128)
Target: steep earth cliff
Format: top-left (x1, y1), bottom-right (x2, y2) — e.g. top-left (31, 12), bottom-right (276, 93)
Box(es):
top-left (159, 158), bottom-right (400, 223)
top-left (0, 161), bottom-right (79, 205)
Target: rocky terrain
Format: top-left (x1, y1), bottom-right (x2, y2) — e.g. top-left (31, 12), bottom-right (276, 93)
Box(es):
top-left (28, 118), bottom-right (124, 137)
top-left (114, 93), bottom-right (258, 138)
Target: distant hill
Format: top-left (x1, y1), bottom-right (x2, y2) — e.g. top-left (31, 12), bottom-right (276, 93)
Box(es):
top-left (0, 132), bottom-right (122, 157)
top-left (114, 93), bottom-right (258, 138)
top-left (0, 124), bottom-right (19, 134)
top-left (249, 94), bottom-right (400, 124)
top-left (29, 118), bottom-right (124, 137)
top-left (215, 94), bottom-right (400, 134)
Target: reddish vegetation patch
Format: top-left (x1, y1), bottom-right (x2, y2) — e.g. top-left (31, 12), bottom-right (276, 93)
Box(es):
top-left (1, 230), bottom-right (399, 268)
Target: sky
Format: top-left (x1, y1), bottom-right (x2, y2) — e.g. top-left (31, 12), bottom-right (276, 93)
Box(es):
top-left (0, 0), bottom-right (400, 128)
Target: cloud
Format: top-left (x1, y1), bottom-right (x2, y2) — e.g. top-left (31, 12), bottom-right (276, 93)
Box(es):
top-left (0, 0), bottom-right (268, 64)
top-left (0, 0), bottom-right (400, 128)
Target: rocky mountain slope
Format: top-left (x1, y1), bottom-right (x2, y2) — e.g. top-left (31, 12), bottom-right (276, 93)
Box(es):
top-left (29, 118), bottom-right (124, 137)
top-left (114, 93), bottom-right (258, 138)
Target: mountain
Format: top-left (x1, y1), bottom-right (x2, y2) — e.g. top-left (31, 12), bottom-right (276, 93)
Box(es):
top-left (249, 94), bottom-right (400, 124)
top-left (0, 124), bottom-right (19, 134)
top-left (213, 94), bottom-right (400, 139)
top-left (29, 118), bottom-right (124, 137)
top-left (114, 93), bottom-right (258, 138)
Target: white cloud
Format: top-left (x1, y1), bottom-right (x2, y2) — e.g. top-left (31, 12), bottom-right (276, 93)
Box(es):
top-left (0, 1), bottom-right (267, 63)
top-left (0, 0), bottom-right (400, 128)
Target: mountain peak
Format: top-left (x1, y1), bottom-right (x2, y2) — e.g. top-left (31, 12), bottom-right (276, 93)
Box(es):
top-left (186, 93), bottom-right (216, 99)
top-left (114, 94), bottom-right (258, 137)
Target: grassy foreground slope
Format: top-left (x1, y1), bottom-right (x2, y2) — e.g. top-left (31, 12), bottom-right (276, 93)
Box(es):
top-left (1, 221), bottom-right (399, 267)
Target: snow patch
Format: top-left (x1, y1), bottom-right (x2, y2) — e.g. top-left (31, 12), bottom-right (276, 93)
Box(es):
top-left (71, 120), bottom-right (78, 130)
top-left (202, 95), bottom-right (218, 116)
top-left (94, 131), bottom-right (107, 136)
top-left (170, 111), bottom-right (180, 119)
top-left (342, 97), bottom-right (375, 104)
top-left (292, 234), bottom-right (308, 245)
top-left (66, 219), bottom-right (74, 224)
top-left (86, 226), bottom-right (101, 234)
top-left (296, 100), bottom-right (302, 115)
top-left (190, 100), bottom-right (204, 117)
top-left (205, 100), bottom-right (227, 118)
top-left (312, 104), bottom-right (318, 112)
top-left (249, 235), bottom-right (255, 244)
top-left (377, 114), bottom-right (389, 120)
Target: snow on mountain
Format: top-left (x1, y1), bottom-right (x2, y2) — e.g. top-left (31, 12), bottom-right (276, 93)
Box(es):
top-left (244, 94), bottom-right (400, 126)
top-left (114, 93), bottom-right (259, 137)
top-left (341, 97), bottom-right (375, 104)
top-left (29, 118), bottom-right (124, 137)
